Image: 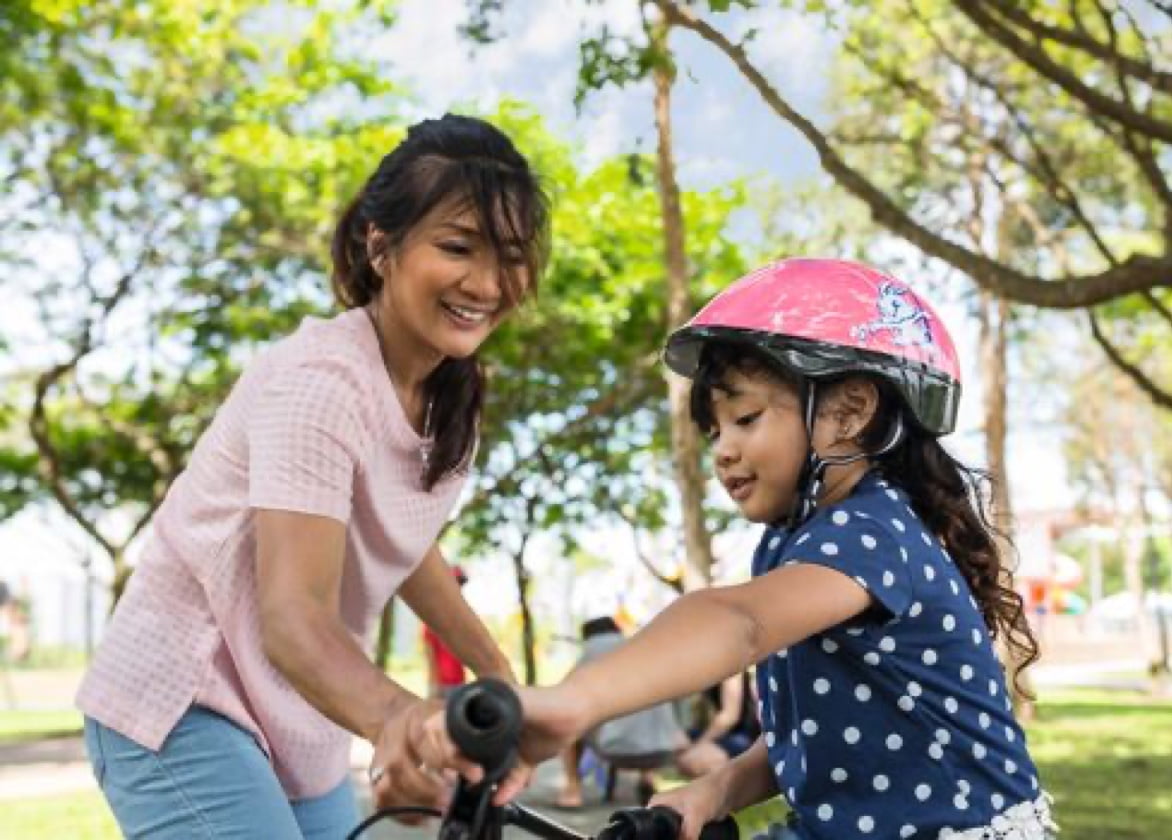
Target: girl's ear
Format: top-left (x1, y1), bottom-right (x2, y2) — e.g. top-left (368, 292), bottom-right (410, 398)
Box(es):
top-left (824, 378), bottom-right (880, 443)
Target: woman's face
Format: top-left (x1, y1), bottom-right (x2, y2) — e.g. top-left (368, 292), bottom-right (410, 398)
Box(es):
top-left (374, 203), bottom-right (528, 362)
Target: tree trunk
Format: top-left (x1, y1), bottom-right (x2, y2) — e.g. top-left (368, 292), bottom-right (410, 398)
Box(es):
top-left (511, 546), bottom-right (537, 685)
top-left (979, 292), bottom-right (1013, 533)
top-left (1136, 491), bottom-right (1170, 684)
top-left (651, 20), bottom-right (715, 591)
top-left (111, 552), bottom-right (133, 607)
top-left (978, 289), bottom-right (1035, 714)
top-left (374, 599), bottom-right (395, 671)
top-left (1123, 508), bottom-right (1158, 673)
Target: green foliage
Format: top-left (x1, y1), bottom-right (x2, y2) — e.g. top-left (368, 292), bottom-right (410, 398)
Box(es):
top-left (450, 105), bottom-right (750, 567)
top-left (575, 28), bottom-right (664, 109)
top-left (0, 0), bottom-right (405, 555)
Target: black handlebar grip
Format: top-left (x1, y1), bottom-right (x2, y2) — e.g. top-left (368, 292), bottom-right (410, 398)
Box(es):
top-left (697, 816), bottom-right (739, 840)
top-left (445, 678), bottom-right (522, 778)
top-left (601, 806), bottom-right (739, 840)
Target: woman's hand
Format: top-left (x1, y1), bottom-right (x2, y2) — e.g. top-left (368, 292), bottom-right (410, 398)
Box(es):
top-left (368, 697), bottom-right (484, 821)
top-left (648, 773), bottom-right (731, 840)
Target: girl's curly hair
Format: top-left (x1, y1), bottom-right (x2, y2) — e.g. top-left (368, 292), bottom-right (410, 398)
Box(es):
top-left (690, 342), bottom-right (1039, 697)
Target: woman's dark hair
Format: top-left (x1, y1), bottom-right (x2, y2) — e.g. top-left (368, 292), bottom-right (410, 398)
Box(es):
top-left (330, 113), bottom-right (551, 489)
top-left (689, 341), bottom-right (1039, 697)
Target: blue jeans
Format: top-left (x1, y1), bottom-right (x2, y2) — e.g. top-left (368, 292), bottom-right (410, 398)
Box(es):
top-left (84, 706), bottom-right (359, 839)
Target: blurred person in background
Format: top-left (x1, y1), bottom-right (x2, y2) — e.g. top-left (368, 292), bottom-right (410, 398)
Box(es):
top-left (422, 565), bottom-right (470, 700)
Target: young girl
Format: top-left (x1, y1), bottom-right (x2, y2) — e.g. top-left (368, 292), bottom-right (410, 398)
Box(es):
top-left (508, 259), bottom-right (1056, 840)
top-left (77, 114), bottom-right (549, 838)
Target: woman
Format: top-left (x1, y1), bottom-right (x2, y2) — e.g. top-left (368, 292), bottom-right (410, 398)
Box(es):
top-left (77, 113), bottom-right (550, 838)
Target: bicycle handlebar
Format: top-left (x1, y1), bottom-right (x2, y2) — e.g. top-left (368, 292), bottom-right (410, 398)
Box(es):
top-left (444, 679), bottom-right (740, 840)
top-left (446, 677), bottom-right (522, 784)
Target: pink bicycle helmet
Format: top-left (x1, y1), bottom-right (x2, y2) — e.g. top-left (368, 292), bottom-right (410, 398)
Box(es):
top-left (664, 258), bottom-right (962, 436)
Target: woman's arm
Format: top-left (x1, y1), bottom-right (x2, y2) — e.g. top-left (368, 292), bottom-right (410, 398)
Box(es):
top-left (255, 510), bottom-right (481, 808)
top-left (256, 509), bottom-right (410, 742)
top-left (398, 546), bottom-right (514, 682)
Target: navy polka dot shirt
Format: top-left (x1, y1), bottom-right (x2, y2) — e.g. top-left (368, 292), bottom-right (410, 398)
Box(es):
top-left (752, 472), bottom-right (1044, 838)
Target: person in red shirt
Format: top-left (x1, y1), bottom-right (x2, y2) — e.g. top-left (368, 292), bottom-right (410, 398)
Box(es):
top-left (422, 566), bottom-right (469, 699)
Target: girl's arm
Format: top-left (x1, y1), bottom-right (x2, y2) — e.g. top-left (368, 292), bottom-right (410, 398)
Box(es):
top-left (398, 546), bottom-right (514, 682)
top-left (649, 737), bottom-right (776, 840)
top-left (554, 563), bottom-right (870, 741)
top-left (714, 737), bottom-right (777, 813)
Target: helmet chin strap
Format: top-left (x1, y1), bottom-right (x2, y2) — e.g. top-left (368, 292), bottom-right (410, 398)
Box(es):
top-left (782, 381), bottom-right (906, 531)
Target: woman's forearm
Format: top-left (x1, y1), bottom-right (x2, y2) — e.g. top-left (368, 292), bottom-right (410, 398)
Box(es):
top-left (262, 599), bottom-right (415, 743)
top-left (399, 548), bottom-right (514, 681)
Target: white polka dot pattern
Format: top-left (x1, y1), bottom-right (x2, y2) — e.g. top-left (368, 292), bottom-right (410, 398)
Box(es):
top-left (750, 473), bottom-right (1046, 838)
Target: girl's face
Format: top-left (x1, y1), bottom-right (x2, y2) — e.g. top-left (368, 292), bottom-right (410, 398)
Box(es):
top-left (375, 204), bottom-right (528, 362)
top-left (708, 369), bottom-right (809, 524)
top-left (708, 367), bottom-right (872, 524)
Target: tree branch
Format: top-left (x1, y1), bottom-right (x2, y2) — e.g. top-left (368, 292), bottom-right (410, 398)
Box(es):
top-left (1142, 290), bottom-right (1172, 329)
top-left (659, 0), bottom-right (1172, 307)
top-left (28, 264), bottom-right (139, 558)
top-left (616, 506), bottom-right (684, 594)
top-left (986, 0), bottom-right (1172, 94)
top-left (1087, 308), bottom-right (1172, 409)
top-left (903, 2), bottom-right (1122, 267)
top-left (855, 10), bottom-right (1121, 269)
top-left (954, 0), bottom-right (1172, 144)
top-left (1093, 4), bottom-right (1172, 240)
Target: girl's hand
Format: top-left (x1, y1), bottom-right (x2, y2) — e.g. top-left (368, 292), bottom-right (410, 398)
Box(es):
top-left (489, 757), bottom-right (535, 806)
top-left (368, 698), bottom-right (483, 821)
top-left (648, 773), bottom-right (730, 840)
top-left (514, 684), bottom-right (589, 768)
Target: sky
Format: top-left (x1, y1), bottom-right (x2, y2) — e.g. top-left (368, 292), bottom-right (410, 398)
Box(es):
top-left (371, 0), bottom-right (1072, 507)
top-left (1, 0), bottom-right (1080, 646)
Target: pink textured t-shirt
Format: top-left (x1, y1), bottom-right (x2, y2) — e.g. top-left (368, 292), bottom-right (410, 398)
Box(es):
top-left (76, 308), bottom-right (467, 798)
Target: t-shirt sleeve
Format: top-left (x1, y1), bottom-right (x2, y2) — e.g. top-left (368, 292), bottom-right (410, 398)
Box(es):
top-left (248, 356), bottom-right (373, 523)
top-left (783, 509), bottom-right (913, 620)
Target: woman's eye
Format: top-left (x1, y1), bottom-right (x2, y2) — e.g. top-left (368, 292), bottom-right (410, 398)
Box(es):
top-left (735, 411), bottom-right (761, 427)
top-left (439, 240), bottom-right (472, 256)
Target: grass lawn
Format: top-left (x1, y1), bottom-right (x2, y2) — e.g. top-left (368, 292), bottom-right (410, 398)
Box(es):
top-left (1027, 689), bottom-right (1172, 839)
top-left (0, 709), bottom-right (83, 743)
top-left (0, 791), bottom-right (118, 839)
top-left (0, 689), bottom-right (1168, 839)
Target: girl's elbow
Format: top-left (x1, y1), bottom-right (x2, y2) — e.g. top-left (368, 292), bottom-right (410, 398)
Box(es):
top-left (701, 588), bottom-right (769, 660)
